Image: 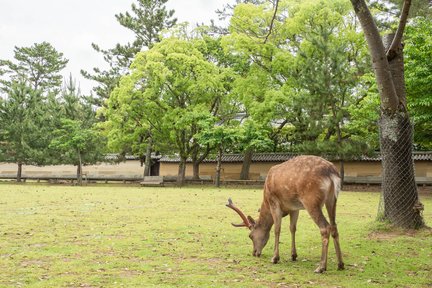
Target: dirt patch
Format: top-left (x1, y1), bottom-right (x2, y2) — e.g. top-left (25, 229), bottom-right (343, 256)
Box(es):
top-left (368, 227), bottom-right (432, 240)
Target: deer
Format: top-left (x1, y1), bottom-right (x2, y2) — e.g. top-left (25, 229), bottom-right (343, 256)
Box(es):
top-left (226, 155), bottom-right (344, 273)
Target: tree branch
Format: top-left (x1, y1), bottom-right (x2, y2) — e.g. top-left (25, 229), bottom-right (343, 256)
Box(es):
top-left (350, 0), bottom-right (399, 112)
top-left (264, 0), bottom-right (279, 44)
top-left (386, 0), bottom-right (412, 61)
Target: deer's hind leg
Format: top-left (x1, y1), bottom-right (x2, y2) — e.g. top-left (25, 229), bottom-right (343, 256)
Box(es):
top-left (289, 210), bottom-right (299, 261)
top-left (303, 200), bottom-right (331, 273)
top-left (325, 196), bottom-right (344, 270)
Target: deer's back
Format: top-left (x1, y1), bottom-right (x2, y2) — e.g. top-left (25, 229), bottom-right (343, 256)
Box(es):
top-left (263, 155), bottom-right (340, 211)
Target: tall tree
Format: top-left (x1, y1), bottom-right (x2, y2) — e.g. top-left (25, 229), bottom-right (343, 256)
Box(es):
top-left (0, 42), bottom-right (68, 93)
top-left (110, 36), bottom-right (228, 185)
top-left (223, 0), bottom-right (371, 178)
top-left (0, 81), bottom-right (50, 181)
top-left (49, 77), bottom-right (105, 185)
top-left (81, 0), bottom-right (177, 106)
top-left (350, 0), bottom-right (424, 228)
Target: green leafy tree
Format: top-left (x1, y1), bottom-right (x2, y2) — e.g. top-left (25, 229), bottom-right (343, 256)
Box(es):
top-left (223, 0), bottom-right (371, 178)
top-left (196, 122), bottom-right (240, 187)
top-left (49, 78), bottom-right (105, 185)
top-left (50, 119), bottom-right (105, 185)
top-left (109, 36), bottom-right (228, 184)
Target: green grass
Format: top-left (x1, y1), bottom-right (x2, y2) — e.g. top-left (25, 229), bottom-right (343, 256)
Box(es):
top-left (0, 184), bottom-right (431, 288)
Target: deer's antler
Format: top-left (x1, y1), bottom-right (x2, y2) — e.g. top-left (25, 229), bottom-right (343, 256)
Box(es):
top-left (226, 198), bottom-right (252, 229)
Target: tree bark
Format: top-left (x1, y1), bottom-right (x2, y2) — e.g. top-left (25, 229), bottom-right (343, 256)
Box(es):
top-left (215, 145), bottom-right (223, 187)
top-left (17, 162), bottom-right (22, 183)
top-left (240, 149), bottom-right (253, 180)
top-left (378, 34), bottom-right (423, 228)
top-left (350, 0), bottom-right (399, 112)
top-left (143, 136), bottom-right (153, 177)
top-left (177, 157), bottom-right (186, 186)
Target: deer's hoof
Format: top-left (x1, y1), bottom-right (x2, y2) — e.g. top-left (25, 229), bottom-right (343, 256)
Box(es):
top-left (291, 254), bottom-right (298, 261)
top-left (271, 256), bottom-right (280, 264)
top-left (314, 267), bottom-right (326, 274)
top-left (338, 263), bottom-right (345, 271)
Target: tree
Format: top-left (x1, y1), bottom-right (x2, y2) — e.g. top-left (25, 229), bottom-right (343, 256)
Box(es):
top-left (49, 78), bottom-right (106, 185)
top-left (196, 122), bottom-right (240, 187)
top-left (0, 42), bottom-right (68, 93)
top-left (109, 36), bottom-right (228, 185)
top-left (50, 119), bottom-right (105, 185)
top-left (223, 0), bottom-right (371, 178)
top-left (0, 81), bottom-right (50, 181)
top-left (350, 0), bottom-right (424, 228)
top-left (81, 0), bottom-right (177, 106)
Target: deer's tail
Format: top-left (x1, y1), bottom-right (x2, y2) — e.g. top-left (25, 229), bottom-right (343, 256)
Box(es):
top-left (330, 173), bottom-right (341, 199)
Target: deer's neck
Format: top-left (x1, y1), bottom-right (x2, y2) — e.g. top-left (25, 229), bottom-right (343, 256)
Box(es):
top-left (257, 201), bottom-right (274, 230)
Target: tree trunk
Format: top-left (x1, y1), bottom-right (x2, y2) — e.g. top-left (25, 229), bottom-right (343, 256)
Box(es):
top-left (339, 160), bottom-right (345, 191)
top-left (77, 150), bottom-right (83, 186)
top-left (17, 162), bottom-right (23, 183)
top-left (351, 0), bottom-right (424, 228)
top-left (177, 157), bottom-right (186, 186)
top-left (192, 161), bottom-right (200, 180)
top-left (143, 136), bottom-right (153, 177)
top-left (215, 146), bottom-right (223, 187)
top-left (240, 149), bottom-right (253, 180)
top-left (379, 111), bottom-right (423, 228)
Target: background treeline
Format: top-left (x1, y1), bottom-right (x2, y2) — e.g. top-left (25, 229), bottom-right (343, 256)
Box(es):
top-left (1, 0), bottom-right (431, 184)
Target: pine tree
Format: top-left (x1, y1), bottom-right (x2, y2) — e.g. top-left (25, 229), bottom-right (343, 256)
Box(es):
top-left (81, 0), bottom-right (177, 106)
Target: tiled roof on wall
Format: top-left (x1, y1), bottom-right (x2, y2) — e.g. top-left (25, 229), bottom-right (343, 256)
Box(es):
top-left (159, 152), bottom-right (432, 163)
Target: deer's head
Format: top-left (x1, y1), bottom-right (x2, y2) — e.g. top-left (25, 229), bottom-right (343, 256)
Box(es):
top-left (226, 198), bottom-right (270, 257)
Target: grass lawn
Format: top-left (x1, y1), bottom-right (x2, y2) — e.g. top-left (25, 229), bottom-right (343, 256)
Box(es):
top-left (0, 183), bottom-right (431, 288)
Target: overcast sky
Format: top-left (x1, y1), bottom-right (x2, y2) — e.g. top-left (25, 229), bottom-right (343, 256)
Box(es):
top-left (0, 0), bottom-right (233, 94)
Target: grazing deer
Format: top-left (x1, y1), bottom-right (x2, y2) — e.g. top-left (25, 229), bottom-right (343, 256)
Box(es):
top-left (226, 155), bottom-right (344, 273)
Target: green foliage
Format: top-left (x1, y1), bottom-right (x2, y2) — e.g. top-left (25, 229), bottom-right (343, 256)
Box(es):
top-left (106, 33), bottom-right (230, 180)
top-left (223, 0), bottom-right (372, 156)
top-left (405, 17), bottom-right (432, 150)
top-left (0, 81), bottom-right (51, 165)
top-left (49, 119), bottom-right (104, 166)
top-left (49, 78), bottom-right (106, 167)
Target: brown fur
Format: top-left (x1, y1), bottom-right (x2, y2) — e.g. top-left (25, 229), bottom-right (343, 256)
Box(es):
top-left (230, 155), bottom-right (344, 273)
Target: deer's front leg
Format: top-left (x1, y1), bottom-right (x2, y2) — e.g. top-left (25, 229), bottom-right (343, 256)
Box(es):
top-left (270, 208), bottom-right (283, 264)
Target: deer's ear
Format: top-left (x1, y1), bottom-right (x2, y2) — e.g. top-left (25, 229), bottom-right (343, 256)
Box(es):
top-left (247, 216), bottom-right (256, 227)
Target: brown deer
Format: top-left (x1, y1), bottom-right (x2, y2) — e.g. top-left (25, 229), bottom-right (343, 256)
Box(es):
top-left (226, 155), bottom-right (344, 273)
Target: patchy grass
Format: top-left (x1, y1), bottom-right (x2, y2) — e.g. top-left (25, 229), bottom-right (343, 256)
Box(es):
top-left (0, 184), bottom-right (431, 287)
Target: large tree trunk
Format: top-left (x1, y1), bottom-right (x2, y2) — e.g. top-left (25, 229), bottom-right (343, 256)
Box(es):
top-left (17, 162), bottom-right (23, 183)
top-left (378, 34), bottom-right (423, 228)
top-left (379, 111), bottom-right (423, 228)
top-left (240, 149), bottom-right (253, 180)
top-left (351, 0), bottom-right (424, 228)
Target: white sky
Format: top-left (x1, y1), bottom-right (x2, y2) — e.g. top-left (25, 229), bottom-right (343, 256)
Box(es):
top-left (0, 0), bottom-right (233, 94)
